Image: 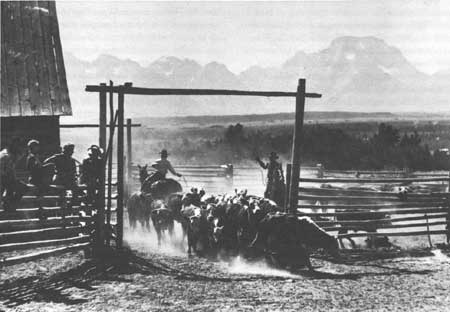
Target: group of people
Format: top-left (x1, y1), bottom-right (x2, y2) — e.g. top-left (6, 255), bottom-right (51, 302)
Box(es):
top-left (0, 139), bottom-right (104, 212)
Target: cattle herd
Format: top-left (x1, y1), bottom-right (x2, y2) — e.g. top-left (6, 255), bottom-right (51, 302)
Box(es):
top-left (128, 186), bottom-right (341, 271)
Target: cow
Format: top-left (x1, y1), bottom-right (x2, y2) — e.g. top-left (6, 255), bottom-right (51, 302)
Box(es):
top-left (150, 200), bottom-right (175, 246)
top-left (181, 205), bottom-right (212, 256)
top-left (127, 191), bottom-right (153, 231)
top-left (250, 213), bottom-right (340, 271)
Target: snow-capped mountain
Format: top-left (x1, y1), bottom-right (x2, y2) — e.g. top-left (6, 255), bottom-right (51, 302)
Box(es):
top-left (64, 36), bottom-right (449, 120)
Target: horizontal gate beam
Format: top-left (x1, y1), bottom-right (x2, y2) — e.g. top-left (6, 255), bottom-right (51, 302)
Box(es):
top-left (85, 85), bottom-right (322, 98)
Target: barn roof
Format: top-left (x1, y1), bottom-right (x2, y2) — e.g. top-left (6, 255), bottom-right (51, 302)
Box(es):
top-left (1, 1), bottom-right (72, 117)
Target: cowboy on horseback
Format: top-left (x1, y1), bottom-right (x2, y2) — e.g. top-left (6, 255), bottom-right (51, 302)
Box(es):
top-left (146, 149), bottom-right (182, 186)
top-left (256, 152), bottom-right (285, 206)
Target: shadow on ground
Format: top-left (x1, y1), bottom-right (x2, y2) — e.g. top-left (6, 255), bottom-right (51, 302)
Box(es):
top-left (0, 247), bottom-right (439, 308)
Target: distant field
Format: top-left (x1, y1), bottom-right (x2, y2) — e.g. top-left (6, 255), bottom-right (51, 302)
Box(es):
top-left (61, 112), bottom-right (450, 166)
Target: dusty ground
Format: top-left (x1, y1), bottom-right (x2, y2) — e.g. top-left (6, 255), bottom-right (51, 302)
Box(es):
top-left (1, 227), bottom-right (450, 312)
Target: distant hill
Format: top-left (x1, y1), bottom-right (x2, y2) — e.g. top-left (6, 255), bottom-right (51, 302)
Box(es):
top-left (134, 111), bottom-right (400, 127)
top-left (64, 36), bottom-right (450, 120)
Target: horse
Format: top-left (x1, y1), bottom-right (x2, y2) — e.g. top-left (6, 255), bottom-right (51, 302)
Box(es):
top-left (137, 164), bottom-right (182, 200)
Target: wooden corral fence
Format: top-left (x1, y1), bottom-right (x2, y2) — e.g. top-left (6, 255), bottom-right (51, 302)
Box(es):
top-left (0, 183), bottom-right (93, 266)
top-left (0, 117), bottom-right (140, 266)
top-left (295, 170), bottom-right (450, 246)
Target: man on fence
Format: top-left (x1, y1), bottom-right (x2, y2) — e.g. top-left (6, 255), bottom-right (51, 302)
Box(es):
top-left (256, 151), bottom-right (285, 206)
top-left (0, 138), bottom-right (28, 212)
top-left (26, 140), bottom-right (54, 193)
top-left (44, 143), bottom-right (82, 201)
top-left (80, 145), bottom-right (103, 204)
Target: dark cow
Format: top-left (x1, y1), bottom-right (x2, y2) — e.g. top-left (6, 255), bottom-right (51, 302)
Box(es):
top-left (127, 191), bottom-right (153, 231)
top-left (182, 205), bottom-right (212, 255)
top-left (250, 213), bottom-right (340, 271)
top-left (150, 200), bottom-right (175, 246)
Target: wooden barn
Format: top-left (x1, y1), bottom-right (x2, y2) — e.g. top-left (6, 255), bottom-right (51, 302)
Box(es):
top-left (1, 1), bottom-right (71, 162)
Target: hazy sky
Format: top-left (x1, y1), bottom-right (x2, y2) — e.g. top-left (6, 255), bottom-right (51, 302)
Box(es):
top-left (57, 1), bottom-right (450, 74)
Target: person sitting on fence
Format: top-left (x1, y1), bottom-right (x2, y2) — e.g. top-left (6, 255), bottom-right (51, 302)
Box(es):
top-left (80, 145), bottom-right (104, 204)
top-left (0, 138), bottom-right (28, 212)
top-left (256, 152), bottom-right (285, 206)
top-left (44, 143), bottom-right (81, 199)
top-left (26, 140), bottom-right (54, 193)
top-left (146, 149), bottom-right (182, 186)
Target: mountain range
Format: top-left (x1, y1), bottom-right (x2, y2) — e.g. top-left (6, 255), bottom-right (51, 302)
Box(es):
top-left (63, 36), bottom-right (450, 120)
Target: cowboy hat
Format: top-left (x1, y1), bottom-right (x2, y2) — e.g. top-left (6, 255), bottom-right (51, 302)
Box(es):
top-left (269, 151), bottom-right (279, 159)
top-left (159, 149), bottom-right (169, 157)
top-left (87, 144), bottom-right (102, 155)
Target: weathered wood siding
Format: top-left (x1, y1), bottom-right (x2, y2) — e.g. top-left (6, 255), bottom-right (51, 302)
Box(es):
top-left (1, 1), bottom-right (71, 117)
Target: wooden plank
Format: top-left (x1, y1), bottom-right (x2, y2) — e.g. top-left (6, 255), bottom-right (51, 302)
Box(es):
top-left (0, 226), bottom-right (86, 244)
top-left (0, 206), bottom-right (81, 220)
top-left (29, 0), bottom-right (48, 114)
top-left (0, 234), bottom-right (89, 252)
top-left (13, 2), bottom-right (33, 116)
top-left (298, 207), bottom-right (448, 217)
top-left (4, 2), bottom-right (21, 116)
top-left (297, 202), bottom-right (445, 210)
top-left (48, 1), bottom-right (71, 115)
top-left (315, 213), bottom-right (448, 226)
top-left (337, 230), bottom-right (448, 239)
top-left (0, 216), bottom-right (83, 232)
top-left (299, 177), bottom-right (450, 183)
top-left (20, 1), bottom-right (39, 116)
top-left (38, 1), bottom-right (59, 115)
top-left (1, 8), bottom-right (9, 116)
top-left (85, 85), bottom-right (322, 98)
top-left (298, 194), bottom-right (443, 202)
top-left (0, 242), bottom-right (90, 267)
top-left (323, 221), bottom-right (448, 232)
top-left (299, 187), bottom-right (450, 199)
top-left (59, 123), bottom-right (141, 128)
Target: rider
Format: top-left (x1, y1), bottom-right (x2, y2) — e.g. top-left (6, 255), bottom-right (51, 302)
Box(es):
top-left (147, 149), bottom-right (182, 185)
top-left (256, 151), bottom-right (285, 204)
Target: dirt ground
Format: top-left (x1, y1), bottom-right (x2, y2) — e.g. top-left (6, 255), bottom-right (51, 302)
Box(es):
top-left (1, 228), bottom-right (450, 312)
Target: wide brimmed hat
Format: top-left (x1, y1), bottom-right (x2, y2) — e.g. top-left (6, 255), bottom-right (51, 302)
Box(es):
top-left (27, 139), bottom-right (40, 148)
top-left (269, 152), bottom-right (279, 159)
top-left (63, 143), bottom-right (75, 152)
top-left (87, 144), bottom-right (102, 155)
top-left (159, 149), bottom-right (169, 157)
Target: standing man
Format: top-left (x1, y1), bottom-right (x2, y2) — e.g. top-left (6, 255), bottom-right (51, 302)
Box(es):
top-left (256, 152), bottom-right (285, 206)
top-left (26, 140), bottom-right (54, 193)
top-left (0, 138), bottom-right (27, 212)
top-left (80, 145), bottom-right (103, 204)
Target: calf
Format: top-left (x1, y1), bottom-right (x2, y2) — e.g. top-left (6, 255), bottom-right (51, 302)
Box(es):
top-left (150, 200), bottom-right (174, 246)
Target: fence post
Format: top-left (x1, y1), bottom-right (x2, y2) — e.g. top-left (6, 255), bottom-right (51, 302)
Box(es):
top-left (106, 81), bottom-right (114, 236)
top-left (116, 88), bottom-right (125, 249)
top-left (126, 118), bottom-right (132, 201)
top-left (97, 83), bottom-right (107, 250)
top-left (284, 164), bottom-right (292, 212)
top-left (288, 79), bottom-right (306, 213)
top-left (447, 172), bottom-right (450, 244)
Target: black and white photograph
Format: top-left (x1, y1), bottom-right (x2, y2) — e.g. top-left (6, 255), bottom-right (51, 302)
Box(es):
top-left (1, 1), bottom-right (450, 311)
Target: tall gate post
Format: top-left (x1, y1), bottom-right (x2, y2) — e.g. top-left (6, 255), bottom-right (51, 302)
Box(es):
top-left (97, 83), bottom-right (107, 248)
top-left (126, 118), bottom-right (132, 201)
top-left (116, 88), bottom-right (125, 248)
top-left (288, 79), bottom-right (306, 213)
